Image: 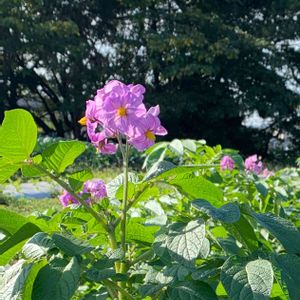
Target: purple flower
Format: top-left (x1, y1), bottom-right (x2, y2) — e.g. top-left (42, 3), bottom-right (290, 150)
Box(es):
top-left (129, 105), bottom-right (167, 151)
top-left (100, 83), bottom-right (146, 134)
top-left (80, 80), bottom-right (167, 154)
top-left (96, 139), bottom-right (118, 155)
top-left (220, 156), bottom-right (235, 171)
top-left (83, 179), bottom-right (107, 200)
top-left (59, 191), bottom-right (79, 207)
top-left (245, 154), bottom-right (263, 174)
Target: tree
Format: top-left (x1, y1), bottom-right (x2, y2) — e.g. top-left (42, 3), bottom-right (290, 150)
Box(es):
top-left (1, 0), bottom-right (299, 161)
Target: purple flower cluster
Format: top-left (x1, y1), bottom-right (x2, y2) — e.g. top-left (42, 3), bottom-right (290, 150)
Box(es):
top-left (220, 154), bottom-right (273, 178)
top-left (79, 80), bottom-right (167, 153)
top-left (59, 179), bottom-right (107, 207)
top-left (244, 155), bottom-right (263, 174)
top-left (220, 156), bottom-right (235, 171)
top-left (245, 154), bottom-right (273, 177)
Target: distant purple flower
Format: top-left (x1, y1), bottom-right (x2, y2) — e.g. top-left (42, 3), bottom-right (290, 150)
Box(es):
top-left (83, 179), bottom-right (107, 200)
top-left (262, 168), bottom-right (274, 178)
top-left (59, 191), bottom-right (79, 207)
top-left (245, 154), bottom-right (263, 174)
top-left (220, 156), bottom-right (235, 171)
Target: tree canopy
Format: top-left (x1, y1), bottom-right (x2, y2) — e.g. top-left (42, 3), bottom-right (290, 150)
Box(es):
top-left (1, 0), bottom-right (299, 162)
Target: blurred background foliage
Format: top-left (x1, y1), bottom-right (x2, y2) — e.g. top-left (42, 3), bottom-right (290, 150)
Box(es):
top-left (1, 0), bottom-right (299, 163)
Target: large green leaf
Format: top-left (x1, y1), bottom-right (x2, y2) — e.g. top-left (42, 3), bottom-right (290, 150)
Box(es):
top-left (221, 256), bottom-right (273, 300)
top-left (224, 215), bottom-right (258, 251)
top-left (167, 281), bottom-right (218, 300)
top-left (22, 260), bottom-right (48, 300)
top-left (143, 160), bottom-right (214, 182)
top-left (192, 199), bottom-right (240, 223)
top-left (22, 232), bottom-right (55, 259)
top-left (0, 260), bottom-right (33, 300)
top-left (252, 212), bottom-right (300, 254)
top-left (42, 141), bottom-right (86, 173)
top-left (32, 257), bottom-right (80, 300)
top-left (0, 109), bottom-right (37, 162)
top-left (166, 220), bottom-right (210, 267)
top-left (0, 208), bottom-right (28, 235)
top-left (125, 219), bottom-right (159, 244)
top-left (271, 253), bottom-right (300, 300)
top-left (107, 172), bottom-right (139, 200)
top-left (168, 173), bottom-right (223, 206)
top-left (0, 158), bottom-right (22, 184)
top-left (52, 233), bottom-right (94, 256)
top-left (0, 223), bottom-right (41, 256)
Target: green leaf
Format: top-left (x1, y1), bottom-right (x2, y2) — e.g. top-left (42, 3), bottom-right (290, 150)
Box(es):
top-left (68, 169), bottom-right (93, 192)
top-left (167, 281), bottom-right (218, 300)
top-left (168, 139), bottom-right (184, 156)
top-left (0, 223), bottom-right (41, 256)
top-left (107, 172), bottom-right (139, 200)
top-left (0, 158), bottom-right (22, 184)
top-left (182, 139), bottom-right (197, 153)
top-left (125, 219), bottom-right (159, 244)
top-left (22, 155), bottom-right (43, 177)
top-left (0, 208), bottom-right (28, 235)
top-left (0, 260), bottom-right (33, 300)
top-left (221, 256), bottom-right (273, 300)
top-left (143, 160), bottom-right (213, 182)
top-left (168, 173), bottom-right (223, 206)
top-left (42, 141), bottom-right (86, 173)
top-left (166, 220), bottom-right (210, 267)
top-left (22, 260), bottom-right (48, 300)
top-left (0, 109), bottom-right (37, 162)
top-left (224, 215), bottom-right (258, 251)
top-left (192, 199), bottom-right (240, 223)
top-left (252, 212), bottom-right (300, 254)
top-left (52, 233), bottom-right (94, 256)
top-left (85, 268), bottom-right (116, 282)
top-left (22, 232), bottom-right (55, 259)
top-left (271, 253), bottom-right (300, 300)
top-left (32, 257), bottom-right (80, 300)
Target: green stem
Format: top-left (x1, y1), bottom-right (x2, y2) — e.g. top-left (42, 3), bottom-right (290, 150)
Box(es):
top-left (118, 140), bottom-right (130, 299)
top-left (120, 140), bottom-right (129, 253)
top-left (113, 183), bottom-right (151, 228)
top-left (103, 280), bottom-right (135, 300)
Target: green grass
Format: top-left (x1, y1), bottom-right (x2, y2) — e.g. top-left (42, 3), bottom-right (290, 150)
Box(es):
top-left (0, 167), bottom-right (123, 216)
top-left (0, 197), bottom-right (62, 216)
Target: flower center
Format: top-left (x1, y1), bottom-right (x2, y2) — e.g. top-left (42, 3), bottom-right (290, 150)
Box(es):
top-left (78, 116), bottom-right (87, 126)
top-left (145, 131), bottom-right (155, 141)
top-left (117, 106), bottom-right (127, 117)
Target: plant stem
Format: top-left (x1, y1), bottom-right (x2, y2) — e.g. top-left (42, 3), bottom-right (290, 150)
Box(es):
top-left (120, 140), bottom-right (129, 253)
top-left (113, 183), bottom-right (151, 228)
top-left (103, 280), bottom-right (135, 300)
top-left (118, 139), bottom-right (130, 299)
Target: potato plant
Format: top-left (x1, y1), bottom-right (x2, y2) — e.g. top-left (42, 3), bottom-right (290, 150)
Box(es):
top-left (0, 98), bottom-right (299, 298)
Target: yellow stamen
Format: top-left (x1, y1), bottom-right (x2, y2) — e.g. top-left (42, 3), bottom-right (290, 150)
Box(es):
top-left (117, 106), bottom-right (127, 117)
top-left (78, 116), bottom-right (87, 126)
top-left (145, 131), bottom-right (156, 141)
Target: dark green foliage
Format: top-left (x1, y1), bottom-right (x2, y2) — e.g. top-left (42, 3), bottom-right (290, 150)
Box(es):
top-left (1, 1), bottom-right (299, 162)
